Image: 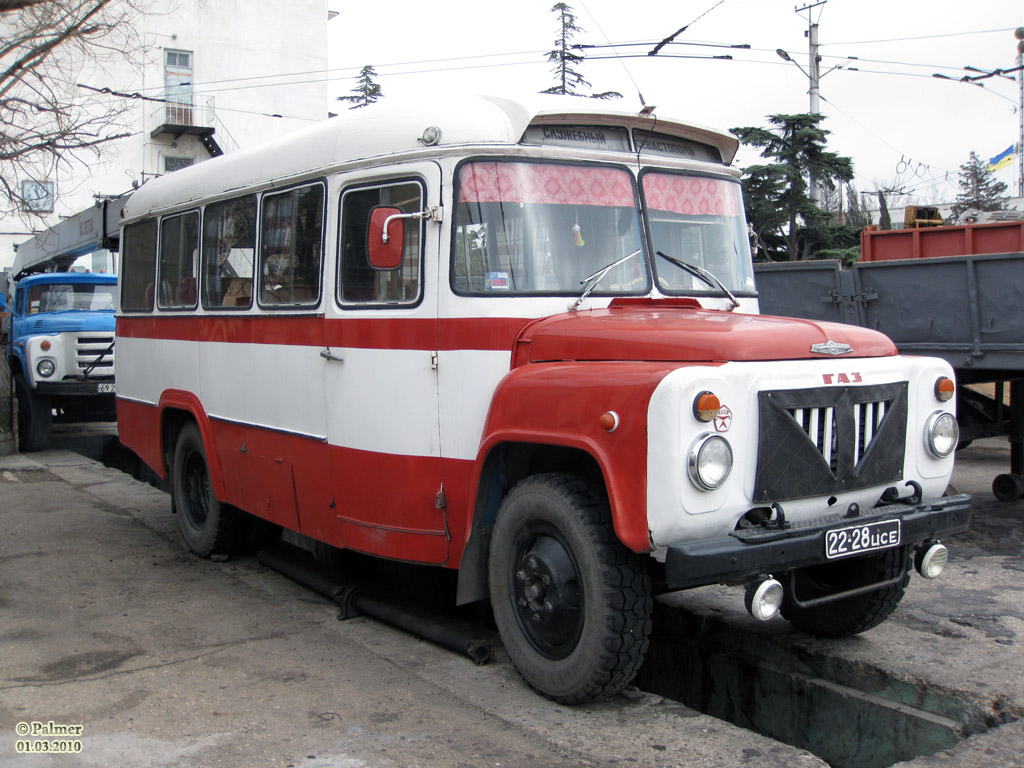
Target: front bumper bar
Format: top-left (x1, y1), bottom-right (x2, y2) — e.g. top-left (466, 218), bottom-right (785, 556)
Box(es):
top-left (664, 493), bottom-right (972, 590)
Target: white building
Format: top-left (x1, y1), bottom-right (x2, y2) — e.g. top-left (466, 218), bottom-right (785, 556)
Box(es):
top-left (1, 0), bottom-right (333, 274)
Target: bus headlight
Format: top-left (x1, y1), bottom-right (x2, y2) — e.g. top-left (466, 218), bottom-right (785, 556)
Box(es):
top-left (924, 411), bottom-right (958, 458)
top-left (687, 434), bottom-right (733, 490)
top-left (36, 358), bottom-right (56, 378)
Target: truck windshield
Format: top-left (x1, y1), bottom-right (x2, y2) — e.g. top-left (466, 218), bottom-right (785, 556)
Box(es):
top-left (452, 161), bottom-right (648, 295)
top-left (27, 283), bottom-right (117, 314)
top-left (640, 172), bottom-right (755, 296)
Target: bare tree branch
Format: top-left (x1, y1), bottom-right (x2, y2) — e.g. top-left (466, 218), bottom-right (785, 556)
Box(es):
top-left (0, 0), bottom-right (145, 217)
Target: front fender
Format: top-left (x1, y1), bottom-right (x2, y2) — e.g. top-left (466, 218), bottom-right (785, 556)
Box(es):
top-left (474, 361), bottom-right (681, 553)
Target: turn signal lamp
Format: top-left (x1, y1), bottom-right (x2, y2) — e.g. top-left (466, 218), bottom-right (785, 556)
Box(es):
top-left (40, 339), bottom-right (51, 351)
top-left (598, 411), bottom-right (620, 432)
top-left (935, 377), bottom-right (955, 402)
top-left (693, 391), bottom-right (721, 423)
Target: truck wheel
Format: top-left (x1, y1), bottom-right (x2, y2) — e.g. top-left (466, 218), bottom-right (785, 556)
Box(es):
top-left (14, 374), bottom-right (52, 452)
top-left (488, 473), bottom-right (652, 704)
top-left (172, 423), bottom-right (241, 557)
top-left (781, 546), bottom-right (909, 638)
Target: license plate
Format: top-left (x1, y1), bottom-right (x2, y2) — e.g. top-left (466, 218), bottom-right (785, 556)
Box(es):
top-left (98, 383), bottom-right (116, 394)
top-left (825, 519), bottom-right (901, 560)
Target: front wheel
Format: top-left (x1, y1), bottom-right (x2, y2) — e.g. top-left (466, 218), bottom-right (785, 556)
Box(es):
top-left (14, 374), bottom-right (51, 452)
top-left (488, 473), bottom-right (652, 704)
top-left (781, 546), bottom-right (910, 638)
top-left (171, 423), bottom-right (242, 557)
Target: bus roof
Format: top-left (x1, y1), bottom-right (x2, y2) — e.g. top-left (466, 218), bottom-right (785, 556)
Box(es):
top-left (123, 93), bottom-right (740, 221)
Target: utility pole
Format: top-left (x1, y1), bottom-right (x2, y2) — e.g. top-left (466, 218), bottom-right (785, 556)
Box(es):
top-left (797, 1), bottom-right (825, 200)
top-left (1017, 28), bottom-right (1023, 198)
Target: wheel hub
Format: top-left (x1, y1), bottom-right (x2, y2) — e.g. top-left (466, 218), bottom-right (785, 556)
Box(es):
top-left (511, 532), bottom-right (583, 658)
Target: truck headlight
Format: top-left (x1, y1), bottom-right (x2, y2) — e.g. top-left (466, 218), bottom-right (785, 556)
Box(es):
top-left (687, 434), bottom-right (733, 490)
top-left (924, 411), bottom-right (958, 458)
top-left (36, 358), bottom-right (56, 378)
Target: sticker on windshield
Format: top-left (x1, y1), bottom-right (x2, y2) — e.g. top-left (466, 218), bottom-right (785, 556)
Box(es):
top-left (486, 272), bottom-right (511, 290)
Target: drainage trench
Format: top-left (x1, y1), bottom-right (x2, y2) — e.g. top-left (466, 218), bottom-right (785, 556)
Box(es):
top-left (99, 437), bottom-right (1019, 768)
top-left (637, 595), bottom-right (1020, 768)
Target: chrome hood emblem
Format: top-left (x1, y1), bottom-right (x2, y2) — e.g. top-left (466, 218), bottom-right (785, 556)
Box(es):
top-left (811, 340), bottom-right (853, 356)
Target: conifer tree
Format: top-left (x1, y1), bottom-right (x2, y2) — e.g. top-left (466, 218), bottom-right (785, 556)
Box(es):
top-left (541, 3), bottom-right (620, 100)
top-left (337, 65), bottom-right (383, 110)
top-left (951, 151), bottom-right (1008, 220)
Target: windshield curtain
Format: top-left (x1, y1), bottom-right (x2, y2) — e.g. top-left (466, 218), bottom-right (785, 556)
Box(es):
top-left (641, 172), bottom-right (755, 295)
top-left (452, 161), bottom-right (648, 296)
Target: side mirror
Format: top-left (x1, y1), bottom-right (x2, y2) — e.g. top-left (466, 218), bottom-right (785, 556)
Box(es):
top-left (367, 206), bottom-right (405, 270)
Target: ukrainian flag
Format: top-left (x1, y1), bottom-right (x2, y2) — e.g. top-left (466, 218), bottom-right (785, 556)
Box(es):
top-left (988, 144), bottom-right (1015, 172)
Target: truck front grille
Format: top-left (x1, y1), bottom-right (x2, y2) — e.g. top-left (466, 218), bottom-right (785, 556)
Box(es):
top-left (755, 382), bottom-right (907, 502)
top-left (74, 333), bottom-right (115, 376)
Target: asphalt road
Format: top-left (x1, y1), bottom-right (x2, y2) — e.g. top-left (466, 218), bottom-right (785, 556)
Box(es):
top-left (0, 431), bottom-right (1022, 767)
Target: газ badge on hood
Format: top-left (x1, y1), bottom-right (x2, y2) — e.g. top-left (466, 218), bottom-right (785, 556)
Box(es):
top-left (811, 340), bottom-right (853, 356)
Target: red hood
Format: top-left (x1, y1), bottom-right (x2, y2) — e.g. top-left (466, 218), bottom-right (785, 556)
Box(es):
top-left (515, 299), bottom-right (897, 364)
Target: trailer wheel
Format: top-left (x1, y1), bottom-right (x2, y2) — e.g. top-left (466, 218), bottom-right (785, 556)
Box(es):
top-left (172, 423), bottom-right (241, 557)
top-left (488, 473), bottom-right (652, 704)
top-left (781, 545), bottom-right (909, 638)
top-left (14, 374), bottom-right (52, 452)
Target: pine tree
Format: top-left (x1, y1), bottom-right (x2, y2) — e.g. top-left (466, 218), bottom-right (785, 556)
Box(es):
top-left (337, 65), bottom-right (383, 110)
top-left (541, 3), bottom-right (620, 100)
top-left (732, 113), bottom-right (854, 260)
top-left (951, 151), bottom-right (1008, 220)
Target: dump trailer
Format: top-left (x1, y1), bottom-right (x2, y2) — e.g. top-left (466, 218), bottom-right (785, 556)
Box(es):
top-left (756, 215), bottom-right (1024, 499)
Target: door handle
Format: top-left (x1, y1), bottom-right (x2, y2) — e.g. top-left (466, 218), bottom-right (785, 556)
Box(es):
top-left (320, 349), bottom-right (344, 363)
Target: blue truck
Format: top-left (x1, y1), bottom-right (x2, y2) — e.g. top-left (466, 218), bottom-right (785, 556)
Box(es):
top-left (6, 272), bottom-right (117, 450)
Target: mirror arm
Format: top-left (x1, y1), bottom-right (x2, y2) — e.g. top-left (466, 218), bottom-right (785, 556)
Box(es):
top-left (381, 207), bottom-right (442, 243)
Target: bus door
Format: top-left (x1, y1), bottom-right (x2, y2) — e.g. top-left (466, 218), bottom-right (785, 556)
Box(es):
top-left (324, 163), bottom-right (447, 564)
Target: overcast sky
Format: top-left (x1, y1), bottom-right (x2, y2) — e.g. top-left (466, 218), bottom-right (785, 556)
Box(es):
top-left (327, 0), bottom-right (1023, 206)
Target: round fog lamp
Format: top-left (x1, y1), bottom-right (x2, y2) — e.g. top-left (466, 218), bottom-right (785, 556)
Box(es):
top-left (36, 358), bottom-right (56, 378)
top-left (687, 434), bottom-right (733, 490)
top-left (915, 542), bottom-right (948, 579)
top-left (925, 411), bottom-right (958, 458)
top-left (744, 577), bottom-right (784, 621)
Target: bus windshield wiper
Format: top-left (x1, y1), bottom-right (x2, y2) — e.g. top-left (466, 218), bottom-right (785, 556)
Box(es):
top-left (656, 250), bottom-right (739, 310)
top-left (569, 248), bottom-right (643, 311)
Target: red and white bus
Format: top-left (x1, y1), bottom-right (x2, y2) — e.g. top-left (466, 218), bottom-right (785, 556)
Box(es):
top-left (116, 94), bottom-right (970, 703)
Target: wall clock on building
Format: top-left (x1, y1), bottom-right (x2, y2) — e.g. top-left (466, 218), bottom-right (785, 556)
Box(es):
top-left (21, 180), bottom-right (55, 213)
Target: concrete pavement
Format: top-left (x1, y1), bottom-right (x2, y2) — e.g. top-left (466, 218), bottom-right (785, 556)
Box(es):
top-left (0, 435), bottom-right (1021, 767)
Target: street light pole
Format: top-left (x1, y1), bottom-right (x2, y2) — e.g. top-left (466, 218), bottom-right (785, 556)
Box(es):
top-left (1017, 28), bottom-right (1023, 198)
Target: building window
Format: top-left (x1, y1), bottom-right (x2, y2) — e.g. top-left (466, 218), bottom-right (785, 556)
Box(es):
top-left (22, 180), bottom-right (55, 213)
top-left (164, 48), bottom-right (194, 126)
top-left (164, 156), bottom-right (194, 173)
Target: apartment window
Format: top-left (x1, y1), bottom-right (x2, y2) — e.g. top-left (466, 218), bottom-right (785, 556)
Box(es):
top-left (164, 156), bottom-right (194, 173)
top-left (164, 48), bottom-right (194, 125)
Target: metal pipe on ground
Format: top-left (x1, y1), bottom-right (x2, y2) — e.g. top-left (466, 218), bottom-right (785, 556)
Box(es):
top-left (257, 544), bottom-right (491, 665)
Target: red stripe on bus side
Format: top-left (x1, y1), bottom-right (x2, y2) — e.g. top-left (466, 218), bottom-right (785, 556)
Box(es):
top-left (117, 315), bottom-right (529, 351)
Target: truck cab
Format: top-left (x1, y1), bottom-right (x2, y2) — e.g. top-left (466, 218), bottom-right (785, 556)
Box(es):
top-left (8, 272), bottom-right (117, 450)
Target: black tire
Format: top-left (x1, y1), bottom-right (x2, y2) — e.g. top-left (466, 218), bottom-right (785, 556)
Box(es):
top-left (14, 374), bottom-right (51, 452)
top-left (171, 423), bottom-right (241, 557)
top-left (781, 546), bottom-right (909, 638)
top-left (488, 473), bottom-right (652, 704)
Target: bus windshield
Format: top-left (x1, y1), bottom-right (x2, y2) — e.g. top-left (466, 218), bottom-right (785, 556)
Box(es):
top-left (452, 161), bottom-right (648, 295)
top-left (641, 172), bottom-right (755, 296)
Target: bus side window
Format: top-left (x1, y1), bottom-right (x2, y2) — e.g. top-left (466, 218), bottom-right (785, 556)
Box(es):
top-left (202, 194), bottom-right (256, 309)
top-left (258, 183), bottom-right (324, 308)
top-left (158, 211), bottom-right (200, 310)
top-left (339, 180), bottom-right (423, 306)
top-left (121, 220), bottom-right (158, 312)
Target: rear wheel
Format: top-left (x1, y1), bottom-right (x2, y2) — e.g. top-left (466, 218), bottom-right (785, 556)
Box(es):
top-left (14, 374), bottom-right (51, 452)
top-left (781, 546), bottom-right (909, 637)
top-left (172, 423), bottom-right (241, 556)
top-left (488, 473), bottom-right (652, 704)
